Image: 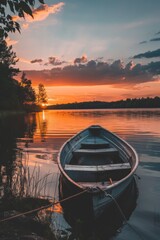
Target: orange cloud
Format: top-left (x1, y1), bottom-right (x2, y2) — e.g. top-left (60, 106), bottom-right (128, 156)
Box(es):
top-left (12, 2), bottom-right (65, 31)
top-left (19, 58), bottom-right (32, 64)
top-left (6, 37), bottom-right (18, 46)
top-left (22, 23), bottom-right (29, 29)
top-left (74, 54), bottom-right (88, 64)
top-left (30, 2), bottom-right (65, 22)
top-left (13, 2), bottom-right (65, 23)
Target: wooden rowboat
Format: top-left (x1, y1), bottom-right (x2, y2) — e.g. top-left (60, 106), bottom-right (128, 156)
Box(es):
top-left (58, 125), bottom-right (139, 218)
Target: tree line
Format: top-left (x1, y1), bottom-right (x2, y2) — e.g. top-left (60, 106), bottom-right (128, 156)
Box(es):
top-left (0, 0), bottom-right (47, 111)
top-left (48, 97), bottom-right (160, 109)
top-left (0, 39), bottom-right (47, 110)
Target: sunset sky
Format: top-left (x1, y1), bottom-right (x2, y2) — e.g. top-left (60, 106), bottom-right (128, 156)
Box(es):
top-left (8, 0), bottom-right (160, 104)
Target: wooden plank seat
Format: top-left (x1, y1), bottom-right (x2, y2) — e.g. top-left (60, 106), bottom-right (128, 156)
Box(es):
top-left (77, 181), bottom-right (116, 188)
top-left (64, 162), bottom-right (131, 172)
top-left (73, 147), bottom-right (118, 155)
top-left (81, 141), bottom-right (110, 149)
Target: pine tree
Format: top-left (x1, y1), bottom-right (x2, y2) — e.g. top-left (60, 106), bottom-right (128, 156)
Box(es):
top-left (37, 83), bottom-right (48, 106)
top-left (19, 72), bottom-right (36, 104)
top-left (0, 39), bottom-right (20, 109)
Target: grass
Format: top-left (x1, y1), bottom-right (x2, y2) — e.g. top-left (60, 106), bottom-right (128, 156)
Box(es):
top-left (8, 148), bottom-right (57, 200)
top-left (0, 149), bottom-right (58, 239)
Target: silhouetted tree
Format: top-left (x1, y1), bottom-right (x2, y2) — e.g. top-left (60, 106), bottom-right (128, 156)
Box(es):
top-left (0, 40), bottom-right (36, 109)
top-left (0, 39), bottom-right (19, 78)
top-left (0, 1), bottom-right (47, 110)
top-left (48, 97), bottom-right (160, 109)
top-left (19, 72), bottom-right (36, 104)
top-left (0, 39), bottom-right (20, 109)
top-left (37, 83), bottom-right (48, 106)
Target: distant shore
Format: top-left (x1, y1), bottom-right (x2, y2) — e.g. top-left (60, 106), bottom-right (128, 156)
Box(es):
top-left (47, 97), bottom-right (160, 110)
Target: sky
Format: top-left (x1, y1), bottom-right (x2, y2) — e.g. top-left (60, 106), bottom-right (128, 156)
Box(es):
top-left (8, 0), bottom-right (160, 104)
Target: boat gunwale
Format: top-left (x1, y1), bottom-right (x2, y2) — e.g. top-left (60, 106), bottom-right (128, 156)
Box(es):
top-left (57, 125), bottom-right (139, 193)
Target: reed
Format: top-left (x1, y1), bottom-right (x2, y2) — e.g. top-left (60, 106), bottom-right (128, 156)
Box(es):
top-left (0, 150), bottom-right (58, 240)
top-left (10, 149), bottom-right (56, 200)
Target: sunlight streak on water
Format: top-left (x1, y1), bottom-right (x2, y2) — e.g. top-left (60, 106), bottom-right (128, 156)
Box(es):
top-left (0, 109), bottom-right (160, 239)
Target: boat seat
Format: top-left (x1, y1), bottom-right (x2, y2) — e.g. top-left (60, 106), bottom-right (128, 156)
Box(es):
top-left (81, 141), bottom-right (110, 149)
top-left (73, 148), bottom-right (118, 155)
top-left (77, 181), bottom-right (116, 187)
top-left (64, 163), bottom-right (131, 172)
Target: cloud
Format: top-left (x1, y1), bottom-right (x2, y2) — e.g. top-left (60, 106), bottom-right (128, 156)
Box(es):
top-left (6, 37), bottom-right (18, 46)
top-left (139, 32), bottom-right (160, 45)
top-left (133, 49), bottom-right (160, 59)
top-left (28, 2), bottom-right (65, 22)
top-left (22, 23), bottom-right (29, 29)
top-left (31, 58), bottom-right (43, 64)
top-left (44, 56), bottom-right (65, 66)
top-left (74, 55), bottom-right (88, 64)
top-left (145, 61), bottom-right (160, 75)
top-left (24, 59), bottom-right (160, 88)
top-left (13, 2), bottom-right (65, 25)
top-left (150, 37), bottom-right (160, 42)
top-left (139, 41), bottom-right (147, 44)
top-left (19, 58), bottom-right (32, 64)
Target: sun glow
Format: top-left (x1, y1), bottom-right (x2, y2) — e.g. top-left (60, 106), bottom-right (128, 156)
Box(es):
top-left (44, 81), bottom-right (160, 105)
top-left (45, 85), bottom-right (124, 105)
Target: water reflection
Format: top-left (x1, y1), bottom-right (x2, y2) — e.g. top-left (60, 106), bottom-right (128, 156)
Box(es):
top-left (57, 178), bottom-right (138, 240)
top-left (40, 109), bottom-right (160, 137)
top-left (0, 109), bottom-right (160, 239)
top-left (37, 111), bottom-right (48, 142)
top-left (0, 112), bottom-right (37, 198)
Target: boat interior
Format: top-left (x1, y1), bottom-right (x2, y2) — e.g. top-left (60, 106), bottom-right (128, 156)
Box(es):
top-left (63, 126), bottom-right (132, 188)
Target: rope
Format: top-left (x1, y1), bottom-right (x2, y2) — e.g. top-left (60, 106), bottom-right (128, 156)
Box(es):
top-left (97, 187), bottom-right (144, 240)
top-left (97, 187), bottom-right (127, 223)
top-left (1, 186), bottom-right (144, 240)
top-left (0, 189), bottom-right (88, 223)
top-left (53, 170), bottom-right (60, 201)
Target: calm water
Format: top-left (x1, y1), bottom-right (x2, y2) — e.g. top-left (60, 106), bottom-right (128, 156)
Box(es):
top-left (0, 109), bottom-right (160, 239)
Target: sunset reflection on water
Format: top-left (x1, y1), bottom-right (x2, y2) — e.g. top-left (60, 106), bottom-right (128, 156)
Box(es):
top-left (0, 109), bottom-right (160, 239)
top-left (14, 109), bottom-right (160, 200)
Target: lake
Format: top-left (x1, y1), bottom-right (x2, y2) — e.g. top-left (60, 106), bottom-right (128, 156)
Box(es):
top-left (0, 109), bottom-right (160, 239)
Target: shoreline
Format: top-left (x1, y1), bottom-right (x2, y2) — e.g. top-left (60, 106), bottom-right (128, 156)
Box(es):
top-left (47, 106), bottom-right (160, 110)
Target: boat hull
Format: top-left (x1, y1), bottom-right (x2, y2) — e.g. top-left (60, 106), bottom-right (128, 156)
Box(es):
top-left (59, 177), bottom-right (138, 239)
top-left (59, 171), bottom-right (134, 219)
top-left (92, 175), bottom-right (133, 218)
top-left (58, 125), bottom-right (139, 219)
